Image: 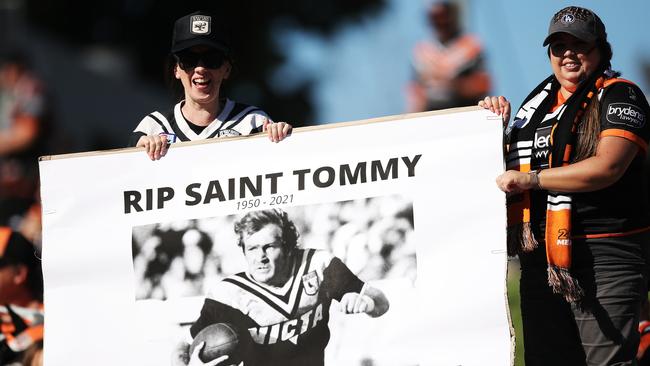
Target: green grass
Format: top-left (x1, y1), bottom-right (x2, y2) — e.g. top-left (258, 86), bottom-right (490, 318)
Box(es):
top-left (507, 260), bottom-right (524, 366)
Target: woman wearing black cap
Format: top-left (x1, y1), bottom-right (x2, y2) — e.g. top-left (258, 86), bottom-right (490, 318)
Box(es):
top-left (480, 6), bottom-right (650, 366)
top-left (130, 11), bottom-right (291, 161)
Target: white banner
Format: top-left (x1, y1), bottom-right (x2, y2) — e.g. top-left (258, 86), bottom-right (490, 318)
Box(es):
top-left (39, 107), bottom-right (511, 366)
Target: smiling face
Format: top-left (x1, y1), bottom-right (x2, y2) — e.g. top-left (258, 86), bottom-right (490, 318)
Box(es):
top-left (548, 33), bottom-right (601, 97)
top-left (242, 224), bottom-right (292, 287)
top-left (174, 45), bottom-right (231, 107)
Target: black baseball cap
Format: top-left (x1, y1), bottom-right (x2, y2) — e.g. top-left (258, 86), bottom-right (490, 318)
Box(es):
top-left (0, 228), bottom-right (38, 269)
top-left (542, 6), bottom-right (607, 46)
top-left (171, 11), bottom-right (231, 54)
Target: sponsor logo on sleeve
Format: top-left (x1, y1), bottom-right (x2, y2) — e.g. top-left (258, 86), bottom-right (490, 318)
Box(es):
top-left (606, 103), bottom-right (646, 128)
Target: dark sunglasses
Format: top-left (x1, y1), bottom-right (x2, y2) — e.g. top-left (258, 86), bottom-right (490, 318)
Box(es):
top-left (174, 50), bottom-right (227, 70)
top-left (549, 40), bottom-right (596, 57)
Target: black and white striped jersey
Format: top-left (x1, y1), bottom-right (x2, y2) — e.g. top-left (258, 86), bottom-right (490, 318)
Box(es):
top-left (190, 248), bottom-right (364, 366)
top-left (129, 99), bottom-right (271, 146)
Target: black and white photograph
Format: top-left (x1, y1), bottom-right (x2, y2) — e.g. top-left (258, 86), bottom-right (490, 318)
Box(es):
top-left (131, 195), bottom-right (417, 366)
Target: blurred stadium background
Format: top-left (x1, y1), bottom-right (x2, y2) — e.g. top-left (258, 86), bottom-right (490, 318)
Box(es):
top-left (3, 0), bottom-right (648, 154)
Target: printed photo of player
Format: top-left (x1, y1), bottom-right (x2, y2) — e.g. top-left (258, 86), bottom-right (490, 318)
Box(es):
top-left (179, 209), bottom-right (389, 366)
top-left (131, 196), bottom-right (416, 366)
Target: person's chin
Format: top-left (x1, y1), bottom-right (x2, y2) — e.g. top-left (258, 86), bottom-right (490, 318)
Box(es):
top-left (558, 75), bottom-right (582, 90)
top-left (191, 91), bottom-right (214, 102)
top-left (562, 68), bottom-right (588, 81)
top-left (252, 269), bottom-right (272, 282)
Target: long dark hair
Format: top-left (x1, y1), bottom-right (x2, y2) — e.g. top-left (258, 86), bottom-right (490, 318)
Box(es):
top-left (546, 38), bottom-right (619, 162)
top-left (573, 39), bottom-right (621, 162)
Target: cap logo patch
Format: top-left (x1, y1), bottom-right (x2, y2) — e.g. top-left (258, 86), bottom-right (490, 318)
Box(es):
top-left (552, 7), bottom-right (592, 24)
top-left (561, 14), bottom-right (575, 24)
top-left (190, 15), bottom-right (211, 35)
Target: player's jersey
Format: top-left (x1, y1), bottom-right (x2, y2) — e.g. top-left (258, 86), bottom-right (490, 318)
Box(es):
top-left (190, 248), bottom-right (364, 366)
top-left (529, 79), bottom-right (650, 238)
top-left (0, 305), bottom-right (44, 365)
top-left (129, 99), bottom-right (270, 146)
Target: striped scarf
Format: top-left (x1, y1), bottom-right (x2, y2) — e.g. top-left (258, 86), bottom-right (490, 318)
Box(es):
top-left (505, 70), bottom-right (606, 303)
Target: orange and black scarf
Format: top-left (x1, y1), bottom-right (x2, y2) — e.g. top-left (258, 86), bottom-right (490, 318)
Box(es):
top-left (505, 69), bottom-right (607, 303)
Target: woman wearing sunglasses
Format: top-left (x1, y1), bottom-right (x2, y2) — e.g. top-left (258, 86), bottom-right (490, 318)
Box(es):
top-left (130, 11), bottom-right (291, 160)
top-left (480, 6), bottom-right (650, 366)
